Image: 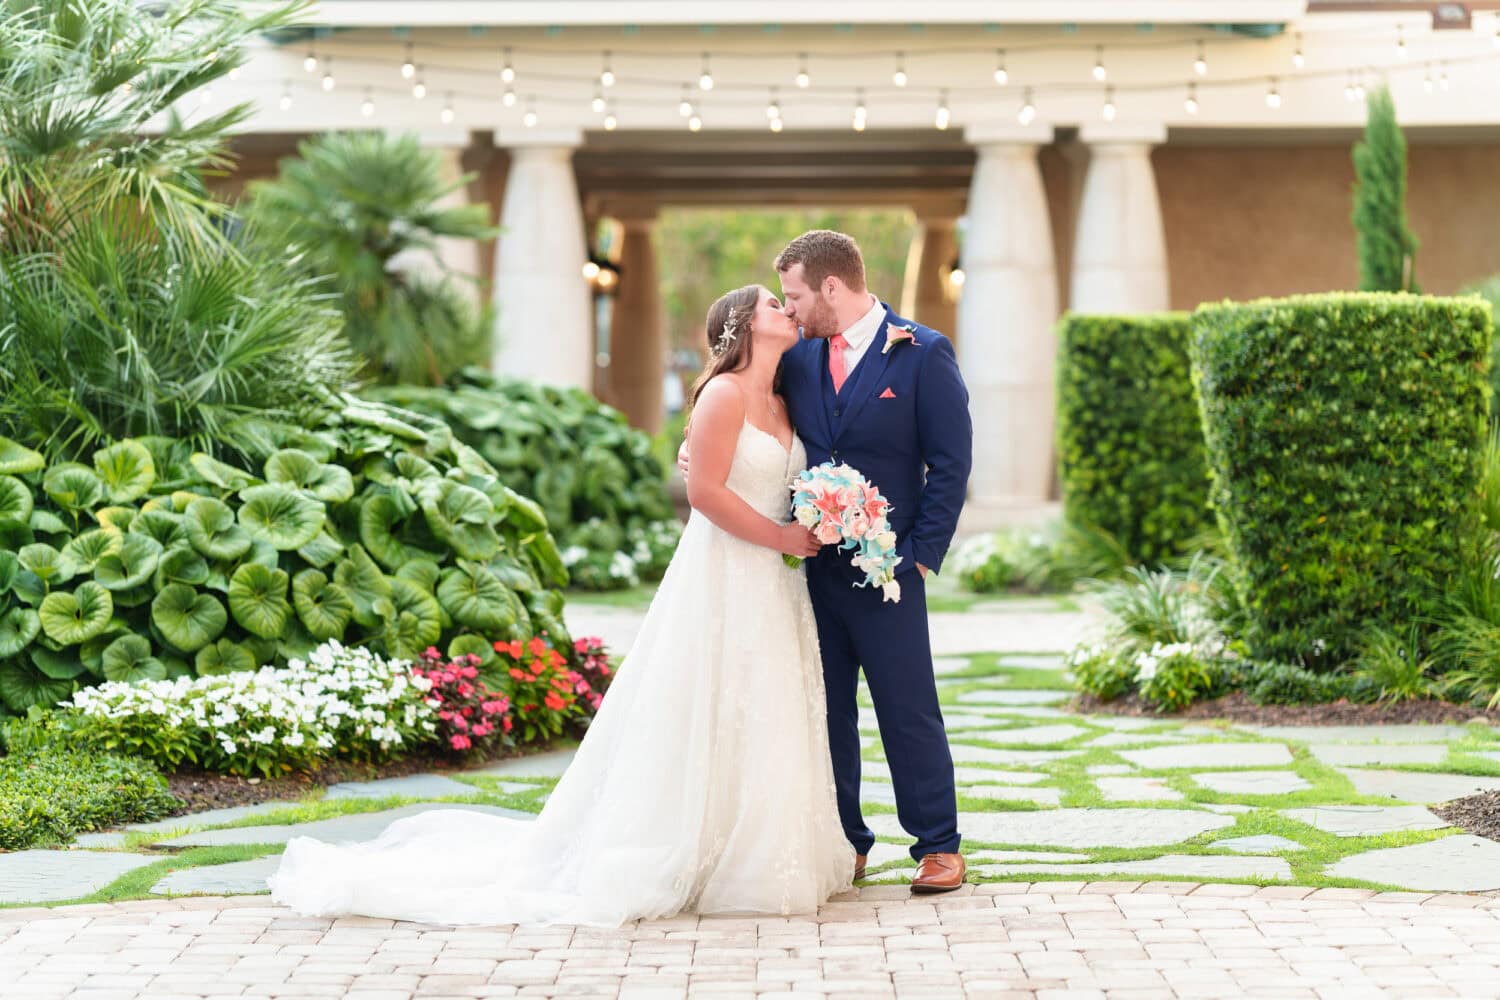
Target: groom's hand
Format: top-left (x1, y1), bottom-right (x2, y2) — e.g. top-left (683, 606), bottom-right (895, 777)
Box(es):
top-left (918, 563), bottom-right (930, 579)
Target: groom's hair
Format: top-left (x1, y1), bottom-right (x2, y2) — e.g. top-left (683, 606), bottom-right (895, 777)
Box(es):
top-left (774, 230), bottom-right (866, 293)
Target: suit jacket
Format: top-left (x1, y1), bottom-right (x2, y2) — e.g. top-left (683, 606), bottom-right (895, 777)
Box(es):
top-left (782, 303), bottom-right (972, 576)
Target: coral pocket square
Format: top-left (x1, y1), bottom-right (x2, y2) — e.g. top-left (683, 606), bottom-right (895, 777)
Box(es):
top-left (879, 388), bottom-right (897, 399)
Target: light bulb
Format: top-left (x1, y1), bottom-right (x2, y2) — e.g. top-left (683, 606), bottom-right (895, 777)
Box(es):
top-left (993, 50), bottom-right (1008, 86)
top-left (321, 70), bottom-right (334, 92)
top-left (502, 86), bottom-right (516, 107)
top-left (679, 87), bottom-right (693, 117)
top-left (582, 261), bottom-right (600, 280)
top-left (600, 51), bottom-right (615, 87)
top-left (360, 93), bottom-right (374, 117)
top-left (501, 48), bottom-right (515, 84)
top-left (766, 89), bottom-right (780, 119)
top-left (1423, 66), bottom-right (1434, 93)
top-left (1265, 79), bottom-right (1281, 109)
top-left (604, 110), bottom-right (617, 131)
top-left (795, 54), bottom-right (810, 88)
top-left (412, 76), bottom-right (426, 100)
top-left (279, 91), bottom-right (292, 111)
top-left (935, 92), bottom-right (950, 130)
top-left (1092, 46), bottom-right (1106, 82)
top-left (440, 101), bottom-right (455, 124)
top-left (1018, 88), bottom-right (1035, 125)
top-left (1184, 84), bottom-right (1198, 115)
top-left (591, 91), bottom-right (606, 113)
top-left (523, 107), bottom-right (538, 127)
top-left (769, 116), bottom-right (783, 132)
top-left (1292, 34), bottom-right (1305, 68)
top-left (303, 51), bottom-right (317, 73)
top-left (1439, 66), bottom-right (1450, 91)
top-left (893, 52), bottom-right (907, 87)
top-left (688, 114), bottom-right (702, 131)
top-left (698, 53), bottom-right (713, 91)
top-left (1193, 42), bottom-right (1207, 76)
top-left (401, 44), bottom-right (415, 79)
top-left (1396, 25), bottom-right (1407, 59)
top-left (1101, 87), bottom-right (1115, 121)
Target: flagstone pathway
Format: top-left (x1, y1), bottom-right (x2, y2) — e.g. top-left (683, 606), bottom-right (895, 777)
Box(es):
top-left (4, 585), bottom-right (1500, 996)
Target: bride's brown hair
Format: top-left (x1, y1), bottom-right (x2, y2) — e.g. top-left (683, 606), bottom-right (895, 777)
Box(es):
top-left (687, 284), bottom-right (768, 413)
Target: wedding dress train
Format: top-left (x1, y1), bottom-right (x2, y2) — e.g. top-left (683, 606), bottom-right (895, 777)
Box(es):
top-left (267, 422), bottom-right (855, 926)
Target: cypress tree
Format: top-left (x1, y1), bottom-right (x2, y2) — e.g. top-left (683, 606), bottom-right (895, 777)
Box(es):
top-left (1352, 86), bottom-right (1420, 292)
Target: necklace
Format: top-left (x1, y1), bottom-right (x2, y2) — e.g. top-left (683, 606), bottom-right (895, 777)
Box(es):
top-left (767, 393), bottom-right (779, 416)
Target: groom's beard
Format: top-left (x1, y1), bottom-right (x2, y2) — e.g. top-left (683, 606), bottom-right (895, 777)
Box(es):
top-left (801, 299), bottom-right (838, 340)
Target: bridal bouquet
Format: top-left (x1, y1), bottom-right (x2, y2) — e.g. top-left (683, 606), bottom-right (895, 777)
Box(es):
top-left (784, 463), bottom-right (903, 603)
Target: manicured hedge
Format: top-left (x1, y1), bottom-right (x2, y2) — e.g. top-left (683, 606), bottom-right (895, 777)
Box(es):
top-left (0, 747), bottom-right (176, 850)
top-left (1056, 313), bottom-right (1214, 565)
top-left (1191, 293), bottom-right (1492, 666)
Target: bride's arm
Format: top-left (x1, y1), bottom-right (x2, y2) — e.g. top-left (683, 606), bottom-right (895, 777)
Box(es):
top-left (686, 380), bottom-right (821, 559)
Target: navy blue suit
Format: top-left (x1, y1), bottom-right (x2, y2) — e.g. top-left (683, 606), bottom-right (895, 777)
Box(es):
top-left (781, 303), bottom-right (973, 860)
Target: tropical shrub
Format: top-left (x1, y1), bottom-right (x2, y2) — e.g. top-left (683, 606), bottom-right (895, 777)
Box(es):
top-left (1055, 313), bottom-right (1215, 565)
top-left (366, 369), bottom-right (680, 589)
top-left (0, 0), bottom-right (348, 462)
top-left (0, 747), bottom-right (177, 850)
top-left (0, 394), bottom-right (574, 718)
top-left (950, 522), bottom-right (1131, 594)
top-left (1353, 625), bottom-right (1437, 703)
top-left (247, 131), bottom-right (496, 386)
top-left (1245, 661), bottom-right (1356, 706)
top-left (1192, 293), bottom-right (1491, 667)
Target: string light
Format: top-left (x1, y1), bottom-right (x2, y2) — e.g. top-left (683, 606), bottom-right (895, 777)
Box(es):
top-left (502, 85), bottom-right (517, 107)
top-left (852, 88), bottom-right (867, 131)
top-left (795, 53), bottom-right (810, 88)
top-left (679, 86), bottom-right (693, 117)
top-left (1439, 62), bottom-right (1450, 90)
top-left (1354, 76), bottom-right (1367, 101)
top-left (698, 52), bottom-right (714, 91)
top-left (412, 70), bottom-right (427, 100)
top-left (1018, 87), bottom-right (1035, 125)
top-left (1292, 33), bottom-right (1305, 69)
top-left (1193, 41), bottom-right (1207, 76)
top-left (303, 49), bottom-right (317, 73)
top-left (934, 89), bottom-right (950, 130)
top-left (321, 57), bottom-right (335, 91)
top-left (1344, 72), bottom-right (1356, 102)
top-left (769, 116), bottom-right (784, 132)
top-left (360, 88), bottom-right (374, 117)
top-left (1423, 64), bottom-right (1434, 93)
top-left (1101, 85), bottom-right (1115, 121)
top-left (766, 87), bottom-right (780, 120)
top-left (892, 52), bottom-right (908, 87)
top-left (501, 48), bottom-right (515, 84)
top-left (688, 113), bottom-right (702, 131)
top-left (1265, 77), bottom-right (1281, 109)
top-left (440, 93), bottom-right (455, 124)
top-left (523, 97), bottom-right (538, 127)
top-left (1184, 82), bottom-right (1198, 115)
top-left (1092, 45), bottom-right (1107, 82)
top-left (591, 88), bottom-right (606, 113)
top-left (600, 51), bottom-right (615, 87)
top-left (278, 85), bottom-right (292, 111)
top-left (603, 101), bottom-right (617, 130)
top-left (1396, 24), bottom-right (1407, 59)
top-left (401, 42), bottom-right (415, 79)
top-left (993, 49), bottom-right (1008, 86)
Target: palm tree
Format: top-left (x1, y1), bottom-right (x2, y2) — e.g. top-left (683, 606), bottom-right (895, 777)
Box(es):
top-left (248, 131), bottom-right (498, 386)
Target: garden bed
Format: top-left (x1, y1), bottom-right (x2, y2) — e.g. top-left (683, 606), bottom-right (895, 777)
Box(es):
top-left (1073, 690), bottom-right (1500, 726)
top-left (1435, 790), bottom-right (1500, 844)
top-left (162, 740), bottom-right (572, 817)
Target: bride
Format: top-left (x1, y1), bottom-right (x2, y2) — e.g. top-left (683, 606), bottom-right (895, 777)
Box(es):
top-left (267, 284), bottom-right (857, 926)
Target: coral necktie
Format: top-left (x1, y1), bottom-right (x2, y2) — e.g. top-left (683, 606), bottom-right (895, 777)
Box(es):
top-left (829, 333), bottom-right (850, 394)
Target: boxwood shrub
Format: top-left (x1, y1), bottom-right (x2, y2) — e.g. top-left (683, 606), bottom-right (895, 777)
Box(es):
top-left (1191, 293), bottom-right (1492, 666)
top-left (0, 747), bottom-right (177, 850)
top-left (1056, 313), bottom-right (1214, 565)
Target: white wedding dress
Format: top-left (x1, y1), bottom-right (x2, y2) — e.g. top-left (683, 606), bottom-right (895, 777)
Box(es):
top-left (267, 422), bottom-right (855, 926)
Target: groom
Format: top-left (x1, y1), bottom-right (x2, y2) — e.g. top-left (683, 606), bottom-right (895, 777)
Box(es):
top-left (687, 230), bottom-right (973, 891)
top-left (774, 230), bottom-right (972, 893)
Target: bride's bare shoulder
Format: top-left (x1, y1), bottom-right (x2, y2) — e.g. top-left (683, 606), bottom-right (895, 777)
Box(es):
top-left (693, 376), bottom-right (746, 424)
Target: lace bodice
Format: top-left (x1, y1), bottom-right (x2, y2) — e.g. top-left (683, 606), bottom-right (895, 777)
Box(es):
top-left (728, 421), bottom-right (805, 522)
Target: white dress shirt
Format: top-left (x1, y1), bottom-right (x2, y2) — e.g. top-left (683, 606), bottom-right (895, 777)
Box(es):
top-left (831, 294), bottom-right (886, 382)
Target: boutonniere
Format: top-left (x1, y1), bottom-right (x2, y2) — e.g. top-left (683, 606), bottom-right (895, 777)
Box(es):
top-left (882, 323), bottom-right (919, 355)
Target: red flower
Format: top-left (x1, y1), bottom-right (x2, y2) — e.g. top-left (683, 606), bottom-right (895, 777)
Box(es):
top-left (544, 691), bottom-right (566, 711)
top-left (503, 718), bottom-right (514, 733)
top-left (450, 734), bottom-right (471, 751)
top-left (528, 659), bottom-right (546, 676)
top-left (509, 668), bottom-right (526, 681)
top-left (509, 640), bottom-right (524, 659)
top-left (528, 636), bottom-right (547, 657)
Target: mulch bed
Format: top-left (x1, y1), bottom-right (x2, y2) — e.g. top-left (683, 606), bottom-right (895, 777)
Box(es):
top-left (1072, 690), bottom-right (1500, 726)
top-left (1434, 791), bottom-right (1500, 844)
top-left (163, 742), bottom-right (557, 818)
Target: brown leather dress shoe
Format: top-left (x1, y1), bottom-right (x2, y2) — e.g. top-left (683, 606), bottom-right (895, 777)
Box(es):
top-left (910, 853), bottom-right (966, 894)
top-left (853, 854), bottom-right (867, 881)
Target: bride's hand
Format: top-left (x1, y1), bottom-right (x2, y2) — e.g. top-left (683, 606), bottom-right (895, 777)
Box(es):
top-left (778, 524), bottom-right (822, 558)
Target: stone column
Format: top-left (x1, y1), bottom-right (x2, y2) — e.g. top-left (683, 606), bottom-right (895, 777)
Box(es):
top-left (958, 126), bottom-right (1060, 518)
top-left (608, 207), bottom-right (665, 434)
top-left (491, 130), bottom-right (592, 388)
top-left (1070, 123), bottom-right (1170, 313)
top-left (900, 215), bottom-right (959, 341)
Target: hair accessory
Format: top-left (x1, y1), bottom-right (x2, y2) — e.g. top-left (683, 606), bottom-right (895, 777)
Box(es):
top-left (711, 312), bottom-right (741, 359)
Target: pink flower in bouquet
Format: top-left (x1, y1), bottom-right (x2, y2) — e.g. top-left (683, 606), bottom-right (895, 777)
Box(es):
top-left (815, 518), bottom-right (844, 545)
